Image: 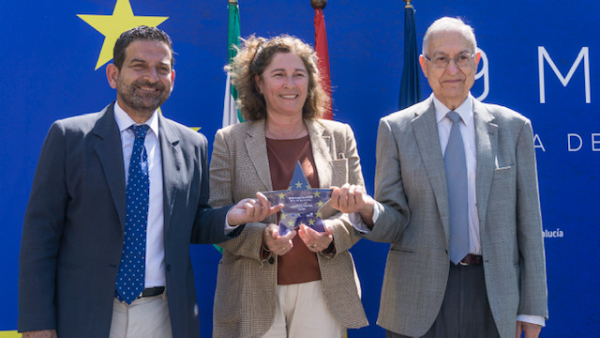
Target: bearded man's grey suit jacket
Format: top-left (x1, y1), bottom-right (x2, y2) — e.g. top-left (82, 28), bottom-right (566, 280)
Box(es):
top-left (19, 102), bottom-right (238, 338)
top-left (366, 96), bottom-right (548, 338)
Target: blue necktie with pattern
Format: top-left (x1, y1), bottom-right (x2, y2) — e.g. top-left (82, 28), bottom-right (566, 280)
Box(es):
top-left (116, 124), bottom-right (150, 304)
top-left (444, 111), bottom-right (470, 264)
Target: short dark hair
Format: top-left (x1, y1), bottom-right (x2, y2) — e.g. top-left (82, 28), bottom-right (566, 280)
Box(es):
top-left (113, 26), bottom-right (174, 70)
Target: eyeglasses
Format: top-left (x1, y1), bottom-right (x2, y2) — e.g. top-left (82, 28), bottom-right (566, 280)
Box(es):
top-left (423, 53), bottom-right (475, 68)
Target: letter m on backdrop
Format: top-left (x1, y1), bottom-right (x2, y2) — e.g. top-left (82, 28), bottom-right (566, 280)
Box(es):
top-left (538, 46), bottom-right (591, 103)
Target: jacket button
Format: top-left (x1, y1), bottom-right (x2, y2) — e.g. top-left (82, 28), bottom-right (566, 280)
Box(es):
top-left (166, 264), bottom-right (171, 272)
top-left (268, 257), bottom-right (275, 264)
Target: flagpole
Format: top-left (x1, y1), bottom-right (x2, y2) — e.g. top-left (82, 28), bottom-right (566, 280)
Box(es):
top-left (403, 0), bottom-right (413, 8)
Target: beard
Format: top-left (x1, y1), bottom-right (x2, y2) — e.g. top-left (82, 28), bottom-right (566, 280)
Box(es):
top-left (116, 78), bottom-right (171, 115)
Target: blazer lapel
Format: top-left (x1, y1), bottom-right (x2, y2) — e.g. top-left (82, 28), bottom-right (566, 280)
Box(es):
top-left (473, 100), bottom-right (498, 232)
top-left (245, 120), bottom-right (273, 190)
top-left (93, 103), bottom-right (127, 230)
top-left (158, 114), bottom-right (182, 234)
top-left (306, 119), bottom-right (333, 188)
top-left (411, 99), bottom-right (451, 239)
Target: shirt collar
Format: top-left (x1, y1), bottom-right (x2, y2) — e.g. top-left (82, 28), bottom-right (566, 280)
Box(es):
top-left (113, 101), bottom-right (160, 137)
top-left (433, 93), bottom-right (474, 126)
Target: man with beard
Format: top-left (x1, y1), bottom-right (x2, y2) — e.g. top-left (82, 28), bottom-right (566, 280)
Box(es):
top-left (18, 26), bottom-right (280, 338)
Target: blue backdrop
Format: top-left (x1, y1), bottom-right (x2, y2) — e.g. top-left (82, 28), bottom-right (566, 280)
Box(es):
top-left (1, 1), bottom-right (598, 337)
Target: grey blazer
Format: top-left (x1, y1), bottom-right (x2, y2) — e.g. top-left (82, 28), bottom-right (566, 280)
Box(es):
top-left (367, 97), bottom-right (548, 338)
top-left (19, 103), bottom-right (237, 338)
top-left (209, 118), bottom-right (368, 338)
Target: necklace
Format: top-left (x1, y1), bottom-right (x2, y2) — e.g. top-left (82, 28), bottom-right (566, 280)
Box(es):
top-left (265, 121), bottom-right (308, 140)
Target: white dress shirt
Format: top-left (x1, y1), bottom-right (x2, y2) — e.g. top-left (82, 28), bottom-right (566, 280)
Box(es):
top-left (114, 102), bottom-right (166, 289)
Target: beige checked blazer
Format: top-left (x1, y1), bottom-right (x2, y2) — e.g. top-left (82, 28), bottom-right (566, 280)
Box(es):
top-left (209, 118), bottom-right (368, 338)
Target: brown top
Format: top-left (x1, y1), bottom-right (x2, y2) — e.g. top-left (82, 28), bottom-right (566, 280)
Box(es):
top-left (266, 135), bottom-right (322, 285)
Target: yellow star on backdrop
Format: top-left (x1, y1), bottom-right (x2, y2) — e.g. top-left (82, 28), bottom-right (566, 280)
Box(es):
top-left (78, 0), bottom-right (168, 70)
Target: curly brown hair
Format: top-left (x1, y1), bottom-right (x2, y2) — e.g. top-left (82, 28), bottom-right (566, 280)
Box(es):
top-left (226, 34), bottom-right (329, 121)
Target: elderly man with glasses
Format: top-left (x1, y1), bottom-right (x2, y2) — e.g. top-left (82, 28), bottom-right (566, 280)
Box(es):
top-left (331, 16), bottom-right (548, 338)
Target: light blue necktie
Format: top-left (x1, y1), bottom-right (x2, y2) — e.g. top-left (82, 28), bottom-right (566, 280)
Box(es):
top-left (444, 112), bottom-right (470, 264)
top-left (116, 124), bottom-right (150, 304)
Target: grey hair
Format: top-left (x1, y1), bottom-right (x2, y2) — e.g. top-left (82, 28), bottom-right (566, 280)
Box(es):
top-left (422, 17), bottom-right (477, 55)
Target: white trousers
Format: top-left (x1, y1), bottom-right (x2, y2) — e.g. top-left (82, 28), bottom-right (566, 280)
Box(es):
top-left (262, 280), bottom-right (345, 338)
top-left (109, 292), bottom-right (172, 338)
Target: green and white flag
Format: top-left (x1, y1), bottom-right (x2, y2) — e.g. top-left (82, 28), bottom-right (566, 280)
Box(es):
top-left (222, 0), bottom-right (243, 127)
top-left (215, 0), bottom-right (242, 255)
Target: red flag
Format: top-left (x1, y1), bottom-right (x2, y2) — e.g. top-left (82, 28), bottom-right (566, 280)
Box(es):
top-left (314, 8), bottom-right (333, 120)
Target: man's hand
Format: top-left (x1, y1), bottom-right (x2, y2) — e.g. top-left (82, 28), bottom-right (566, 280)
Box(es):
top-left (330, 183), bottom-right (375, 226)
top-left (516, 321), bottom-right (542, 338)
top-left (22, 330), bottom-right (57, 338)
top-left (226, 192), bottom-right (283, 226)
top-left (263, 223), bottom-right (296, 256)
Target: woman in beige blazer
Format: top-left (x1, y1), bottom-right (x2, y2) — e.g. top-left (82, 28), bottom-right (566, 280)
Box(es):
top-left (209, 35), bottom-right (368, 338)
